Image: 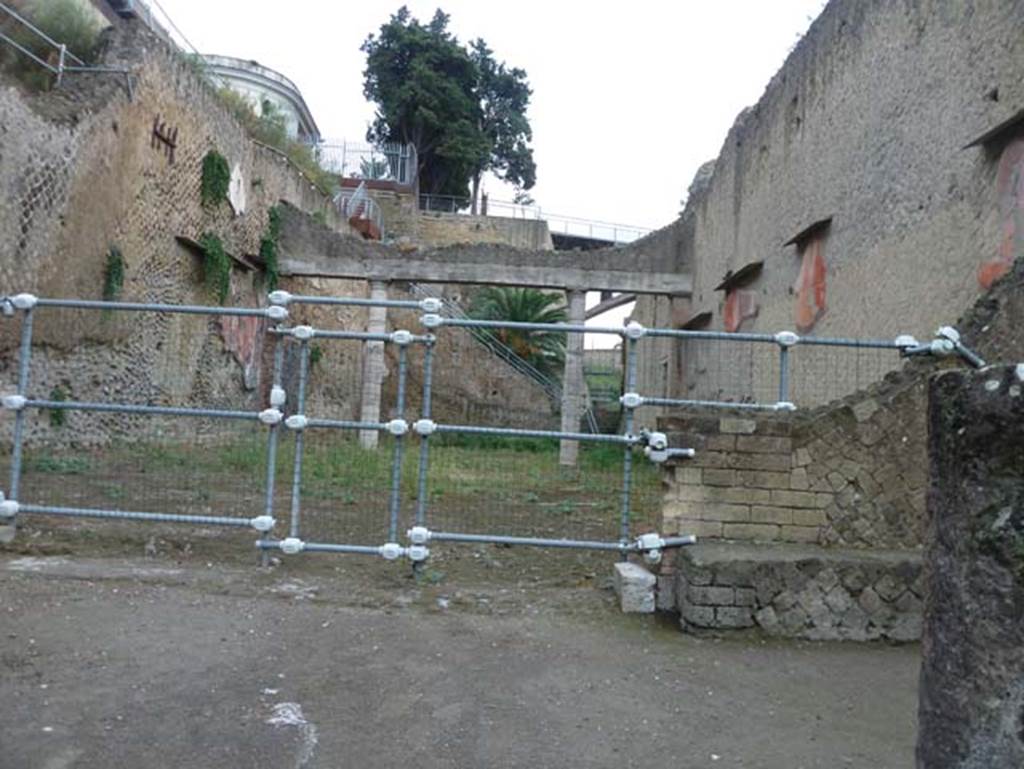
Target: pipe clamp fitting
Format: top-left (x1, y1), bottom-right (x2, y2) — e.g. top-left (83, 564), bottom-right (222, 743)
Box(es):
top-left (258, 408), bottom-right (283, 425)
top-left (11, 293), bottom-right (38, 310)
top-left (413, 419), bottom-right (436, 436)
top-left (265, 305), bottom-right (288, 321)
top-left (269, 385), bottom-right (286, 407)
top-left (386, 419), bottom-right (408, 436)
top-left (620, 392), bottom-right (644, 409)
top-left (2, 395), bottom-right (27, 411)
top-left (291, 325), bottom-right (315, 341)
top-left (420, 313), bottom-right (443, 329)
top-left (285, 415), bottom-right (308, 430)
top-left (391, 329), bottom-right (413, 346)
top-left (407, 525), bottom-right (432, 545)
top-left (418, 297), bottom-right (442, 313)
top-left (623, 321), bottom-right (646, 340)
top-left (775, 331), bottom-right (800, 347)
top-left (407, 545), bottom-right (429, 562)
top-left (379, 542), bottom-right (403, 561)
top-left (268, 290), bottom-right (292, 306)
top-left (279, 537), bottom-right (304, 555)
top-left (250, 515), bottom-right (275, 532)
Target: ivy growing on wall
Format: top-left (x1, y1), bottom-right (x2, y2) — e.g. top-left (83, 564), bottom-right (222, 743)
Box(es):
top-left (102, 246), bottom-right (125, 301)
top-left (259, 205), bottom-right (282, 290)
top-left (308, 343), bottom-right (324, 368)
top-left (198, 232), bottom-right (231, 304)
top-left (200, 150), bottom-right (231, 208)
top-left (48, 385), bottom-right (67, 428)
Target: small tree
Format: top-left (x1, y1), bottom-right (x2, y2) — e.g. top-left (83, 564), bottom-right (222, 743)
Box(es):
top-left (470, 287), bottom-right (567, 377)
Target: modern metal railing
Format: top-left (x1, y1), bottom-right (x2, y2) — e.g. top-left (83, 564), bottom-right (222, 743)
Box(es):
top-left (0, 1), bottom-right (132, 94)
top-left (318, 140), bottom-right (417, 186)
top-left (417, 193), bottom-right (652, 245)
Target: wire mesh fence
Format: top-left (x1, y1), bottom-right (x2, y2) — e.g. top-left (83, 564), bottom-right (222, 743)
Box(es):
top-left (4, 290), bottom-right (965, 568)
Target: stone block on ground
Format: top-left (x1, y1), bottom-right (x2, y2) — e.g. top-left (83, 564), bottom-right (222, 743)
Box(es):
top-left (613, 561), bottom-right (656, 614)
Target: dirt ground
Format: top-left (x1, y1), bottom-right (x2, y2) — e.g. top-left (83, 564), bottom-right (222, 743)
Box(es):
top-left (0, 525), bottom-right (920, 769)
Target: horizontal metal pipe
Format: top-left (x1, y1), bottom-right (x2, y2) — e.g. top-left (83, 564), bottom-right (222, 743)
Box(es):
top-left (641, 397), bottom-right (791, 411)
top-left (660, 535), bottom-right (698, 548)
top-left (270, 327), bottom-right (432, 343)
top-left (645, 327), bottom-right (778, 343)
top-left (795, 336), bottom-right (903, 349)
top-left (25, 399), bottom-right (259, 421)
top-left (19, 503), bottom-right (252, 527)
top-left (434, 423), bottom-right (637, 444)
top-left (427, 531), bottom-right (632, 551)
top-left (34, 298), bottom-right (272, 317)
top-left (427, 531), bottom-right (697, 551)
top-left (305, 418), bottom-right (389, 431)
top-left (439, 318), bottom-right (624, 335)
top-left (284, 295), bottom-right (421, 309)
top-left (255, 539), bottom-right (385, 555)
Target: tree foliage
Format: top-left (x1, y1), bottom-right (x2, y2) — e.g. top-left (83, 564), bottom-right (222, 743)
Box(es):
top-left (470, 287), bottom-right (566, 376)
top-left (362, 7), bottom-right (535, 209)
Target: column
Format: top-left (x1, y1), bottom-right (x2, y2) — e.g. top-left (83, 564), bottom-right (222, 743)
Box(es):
top-left (358, 280), bottom-right (388, 449)
top-left (559, 289), bottom-right (587, 467)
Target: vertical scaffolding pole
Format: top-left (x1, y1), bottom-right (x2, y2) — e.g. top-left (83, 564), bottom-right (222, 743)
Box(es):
top-left (260, 335), bottom-right (285, 566)
top-left (619, 336), bottom-right (639, 552)
top-left (387, 345), bottom-right (408, 542)
top-left (414, 340), bottom-right (434, 527)
top-left (9, 308), bottom-right (34, 505)
top-left (778, 344), bottom-right (791, 403)
top-left (288, 340), bottom-right (310, 539)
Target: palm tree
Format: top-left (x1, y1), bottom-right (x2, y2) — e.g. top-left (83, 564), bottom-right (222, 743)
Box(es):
top-left (469, 287), bottom-right (567, 377)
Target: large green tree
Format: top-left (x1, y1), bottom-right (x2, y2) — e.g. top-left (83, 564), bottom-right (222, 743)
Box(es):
top-left (361, 7), bottom-right (535, 211)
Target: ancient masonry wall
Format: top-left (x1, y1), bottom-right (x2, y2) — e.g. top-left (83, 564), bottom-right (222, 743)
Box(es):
top-left (658, 253), bottom-right (1024, 552)
top-left (0, 21), bottom-right (359, 447)
top-left (633, 0), bottom-right (1024, 412)
top-left (660, 366), bottom-right (929, 550)
top-left (668, 543), bottom-right (923, 641)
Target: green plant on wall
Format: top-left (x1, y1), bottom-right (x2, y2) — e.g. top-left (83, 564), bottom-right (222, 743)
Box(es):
top-left (259, 206), bottom-right (282, 290)
top-left (308, 343), bottom-right (324, 368)
top-left (198, 232), bottom-right (230, 304)
top-left (48, 385), bottom-right (67, 428)
top-left (102, 246), bottom-right (125, 301)
top-left (200, 150), bottom-right (231, 208)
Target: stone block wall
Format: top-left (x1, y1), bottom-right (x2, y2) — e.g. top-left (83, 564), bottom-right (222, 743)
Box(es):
top-left (673, 543), bottom-right (923, 641)
top-left (416, 212), bottom-right (553, 250)
top-left (660, 358), bottom-right (935, 549)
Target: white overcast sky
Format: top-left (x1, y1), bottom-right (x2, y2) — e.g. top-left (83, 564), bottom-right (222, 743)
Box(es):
top-left (153, 0), bottom-right (828, 232)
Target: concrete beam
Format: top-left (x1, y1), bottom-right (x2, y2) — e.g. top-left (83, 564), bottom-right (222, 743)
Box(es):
top-left (280, 255), bottom-right (690, 295)
top-left (586, 292), bottom-right (636, 320)
top-left (276, 202), bottom-right (692, 296)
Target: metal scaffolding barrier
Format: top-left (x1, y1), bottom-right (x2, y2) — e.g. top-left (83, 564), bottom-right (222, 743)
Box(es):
top-left (0, 291), bottom-right (984, 569)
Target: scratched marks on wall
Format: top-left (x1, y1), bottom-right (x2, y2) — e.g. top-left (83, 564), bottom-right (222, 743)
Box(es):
top-left (151, 116), bottom-right (178, 164)
top-left (978, 137), bottom-right (1024, 290)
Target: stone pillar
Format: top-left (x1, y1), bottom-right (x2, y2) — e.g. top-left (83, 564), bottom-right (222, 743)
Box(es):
top-left (559, 289), bottom-right (587, 467)
top-left (358, 280), bottom-right (388, 449)
top-left (917, 365), bottom-right (1024, 768)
